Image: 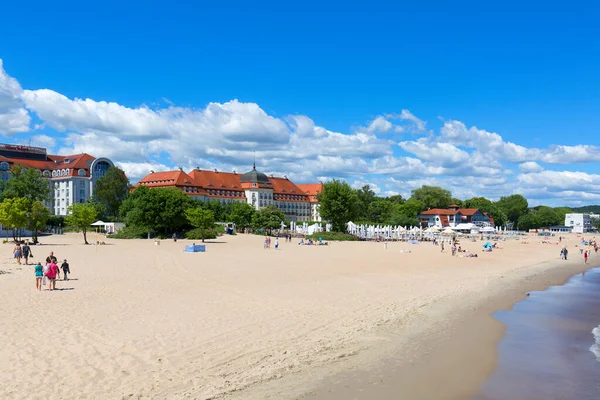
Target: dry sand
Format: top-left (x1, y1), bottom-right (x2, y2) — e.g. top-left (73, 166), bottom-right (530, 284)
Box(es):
top-left (0, 232), bottom-right (595, 399)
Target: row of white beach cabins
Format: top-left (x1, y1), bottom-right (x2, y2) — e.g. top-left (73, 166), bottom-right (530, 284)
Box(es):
top-left (285, 221), bottom-right (515, 240)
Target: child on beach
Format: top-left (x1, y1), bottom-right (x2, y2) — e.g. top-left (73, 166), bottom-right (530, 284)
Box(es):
top-left (34, 262), bottom-right (43, 291)
top-left (275, 238), bottom-right (279, 249)
top-left (61, 259), bottom-right (70, 281)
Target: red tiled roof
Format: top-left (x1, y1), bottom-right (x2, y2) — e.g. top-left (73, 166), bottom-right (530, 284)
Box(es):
top-left (457, 208), bottom-right (480, 216)
top-left (189, 169), bottom-right (243, 190)
top-left (297, 183), bottom-right (323, 203)
top-left (419, 208), bottom-right (459, 216)
top-left (138, 170), bottom-right (192, 185)
top-left (0, 152), bottom-right (98, 177)
top-left (136, 168), bottom-right (315, 202)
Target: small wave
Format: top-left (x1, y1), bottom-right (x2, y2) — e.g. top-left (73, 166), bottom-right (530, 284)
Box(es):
top-left (590, 325), bottom-right (600, 363)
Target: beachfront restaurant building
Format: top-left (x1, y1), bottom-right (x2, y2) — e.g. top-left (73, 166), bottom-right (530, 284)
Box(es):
top-left (0, 143), bottom-right (115, 216)
top-left (136, 165), bottom-right (323, 222)
top-left (418, 205), bottom-right (494, 229)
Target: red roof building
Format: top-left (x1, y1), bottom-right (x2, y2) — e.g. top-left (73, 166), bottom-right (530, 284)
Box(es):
top-left (0, 143), bottom-right (115, 216)
top-left (136, 165), bottom-right (323, 222)
top-left (418, 206), bottom-right (494, 228)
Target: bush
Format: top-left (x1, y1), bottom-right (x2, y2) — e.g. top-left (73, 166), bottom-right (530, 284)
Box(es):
top-left (306, 232), bottom-right (358, 241)
top-left (111, 225), bottom-right (150, 239)
top-left (184, 228), bottom-right (219, 240)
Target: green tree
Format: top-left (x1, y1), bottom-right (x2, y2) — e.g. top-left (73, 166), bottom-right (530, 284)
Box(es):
top-left (410, 185), bottom-right (452, 210)
top-left (386, 194), bottom-right (405, 204)
top-left (317, 180), bottom-right (360, 232)
top-left (203, 200), bottom-right (232, 222)
top-left (388, 200), bottom-right (425, 227)
top-left (120, 187), bottom-right (194, 235)
top-left (356, 185), bottom-right (377, 220)
top-left (87, 197), bottom-right (107, 221)
top-left (93, 167), bottom-right (130, 218)
top-left (0, 197), bottom-right (30, 241)
top-left (185, 207), bottom-right (215, 242)
top-left (535, 206), bottom-right (562, 228)
top-left (367, 199), bottom-right (393, 223)
top-left (516, 207), bottom-right (561, 231)
top-left (28, 200), bottom-right (51, 243)
top-left (450, 198), bottom-right (464, 207)
top-left (252, 205), bottom-right (285, 235)
top-left (2, 165), bottom-right (50, 202)
top-left (592, 217), bottom-right (600, 232)
top-left (464, 196), bottom-right (507, 227)
top-left (227, 202), bottom-right (255, 230)
top-left (553, 207), bottom-right (572, 225)
top-left (517, 211), bottom-right (537, 231)
top-left (496, 194), bottom-right (528, 227)
top-left (65, 203), bottom-right (98, 244)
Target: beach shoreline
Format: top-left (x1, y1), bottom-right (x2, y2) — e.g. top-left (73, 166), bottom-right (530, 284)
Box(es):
top-left (290, 257), bottom-right (597, 400)
top-left (0, 232), bottom-right (597, 400)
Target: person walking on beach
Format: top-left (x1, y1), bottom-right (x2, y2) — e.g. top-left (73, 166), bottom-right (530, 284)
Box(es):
top-left (441, 241), bottom-right (445, 252)
top-left (61, 259), bottom-right (70, 281)
top-left (264, 237), bottom-right (268, 249)
top-left (22, 241), bottom-right (33, 265)
top-left (46, 251), bottom-right (57, 265)
top-left (34, 262), bottom-right (43, 291)
top-left (584, 250), bottom-right (588, 264)
top-left (564, 247), bottom-right (568, 260)
top-left (13, 243), bottom-right (23, 265)
top-left (451, 244), bottom-right (457, 256)
top-left (46, 259), bottom-right (59, 290)
top-left (275, 238), bottom-right (279, 249)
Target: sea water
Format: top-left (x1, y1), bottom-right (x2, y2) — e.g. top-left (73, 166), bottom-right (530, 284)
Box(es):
top-left (592, 325), bottom-right (600, 362)
top-left (472, 267), bottom-right (600, 400)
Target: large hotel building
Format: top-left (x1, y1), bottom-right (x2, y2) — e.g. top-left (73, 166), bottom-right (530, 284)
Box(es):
top-left (136, 164), bottom-right (324, 222)
top-left (0, 143), bottom-right (115, 216)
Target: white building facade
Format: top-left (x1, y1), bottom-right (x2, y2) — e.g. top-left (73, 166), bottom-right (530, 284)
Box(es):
top-left (565, 213), bottom-right (599, 233)
top-left (0, 144), bottom-right (115, 216)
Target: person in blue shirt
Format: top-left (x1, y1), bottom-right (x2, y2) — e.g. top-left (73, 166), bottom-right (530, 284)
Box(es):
top-left (34, 262), bottom-right (43, 291)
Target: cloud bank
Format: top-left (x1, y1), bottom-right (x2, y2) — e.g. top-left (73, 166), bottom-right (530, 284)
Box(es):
top-left (0, 59), bottom-right (598, 206)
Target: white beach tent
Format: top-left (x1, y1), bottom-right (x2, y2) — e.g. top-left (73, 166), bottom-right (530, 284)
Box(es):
top-left (480, 226), bottom-right (496, 233)
top-left (442, 227), bottom-right (456, 235)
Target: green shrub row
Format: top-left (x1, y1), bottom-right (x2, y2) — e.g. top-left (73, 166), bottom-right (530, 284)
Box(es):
top-left (306, 232), bottom-right (358, 241)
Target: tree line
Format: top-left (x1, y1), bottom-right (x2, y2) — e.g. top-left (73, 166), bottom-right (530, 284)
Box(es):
top-left (317, 180), bottom-right (581, 233)
top-left (0, 164), bottom-right (593, 242)
top-left (118, 185), bottom-right (288, 240)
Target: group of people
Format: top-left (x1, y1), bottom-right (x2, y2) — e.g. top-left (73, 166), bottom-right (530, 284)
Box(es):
top-left (263, 236), bottom-right (279, 249)
top-left (33, 251), bottom-right (71, 291)
top-left (12, 241), bottom-right (34, 265)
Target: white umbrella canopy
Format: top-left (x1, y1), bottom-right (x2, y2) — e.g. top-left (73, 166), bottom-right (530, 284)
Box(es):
top-left (90, 221), bottom-right (106, 226)
top-left (431, 226), bottom-right (442, 232)
top-left (442, 227), bottom-right (456, 235)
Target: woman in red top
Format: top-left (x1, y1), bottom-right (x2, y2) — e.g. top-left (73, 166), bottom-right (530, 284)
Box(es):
top-left (46, 261), bottom-right (59, 290)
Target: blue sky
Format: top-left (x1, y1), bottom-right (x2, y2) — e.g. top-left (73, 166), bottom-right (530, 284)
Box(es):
top-left (1, 1), bottom-right (600, 205)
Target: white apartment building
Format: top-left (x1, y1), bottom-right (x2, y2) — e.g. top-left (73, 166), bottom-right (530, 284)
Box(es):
top-left (565, 213), bottom-right (599, 233)
top-left (0, 143), bottom-right (115, 216)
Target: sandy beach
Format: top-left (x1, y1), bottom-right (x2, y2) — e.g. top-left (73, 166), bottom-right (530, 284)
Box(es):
top-left (0, 232), bottom-right (596, 399)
